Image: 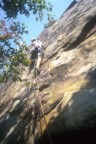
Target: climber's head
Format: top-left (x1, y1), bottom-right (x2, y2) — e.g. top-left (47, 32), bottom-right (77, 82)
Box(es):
top-left (31, 38), bottom-right (36, 46)
top-left (31, 38), bottom-right (36, 42)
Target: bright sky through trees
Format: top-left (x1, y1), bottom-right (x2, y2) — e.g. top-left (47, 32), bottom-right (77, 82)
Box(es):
top-left (17, 0), bottom-right (74, 46)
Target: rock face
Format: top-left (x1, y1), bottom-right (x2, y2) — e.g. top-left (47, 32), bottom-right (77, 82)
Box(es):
top-left (1, 0), bottom-right (96, 143)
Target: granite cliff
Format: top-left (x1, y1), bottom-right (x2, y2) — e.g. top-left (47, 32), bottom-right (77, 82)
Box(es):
top-left (0, 0), bottom-right (96, 143)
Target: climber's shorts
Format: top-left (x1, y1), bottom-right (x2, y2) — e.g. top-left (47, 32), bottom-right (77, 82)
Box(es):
top-left (30, 48), bottom-right (43, 59)
top-left (31, 49), bottom-right (38, 59)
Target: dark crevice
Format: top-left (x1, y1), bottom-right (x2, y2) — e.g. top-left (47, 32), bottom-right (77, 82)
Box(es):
top-left (55, 56), bottom-right (60, 60)
top-left (44, 48), bottom-right (61, 64)
top-left (39, 84), bottom-right (50, 92)
top-left (65, 16), bottom-right (96, 51)
top-left (47, 51), bottom-right (58, 60)
top-left (36, 126), bottom-right (96, 144)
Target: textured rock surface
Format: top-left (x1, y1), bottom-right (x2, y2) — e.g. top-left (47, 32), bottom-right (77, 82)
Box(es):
top-left (0, 0), bottom-right (96, 143)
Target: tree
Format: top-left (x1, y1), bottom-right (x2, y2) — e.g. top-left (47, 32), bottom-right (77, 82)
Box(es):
top-left (0, 0), bottom-right (53, 83)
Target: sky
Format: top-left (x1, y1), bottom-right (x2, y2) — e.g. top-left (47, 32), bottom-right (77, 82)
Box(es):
top-left (0, 0), bottom-right (76, 46)
top-left (16, 0), bottom-right (75, 46)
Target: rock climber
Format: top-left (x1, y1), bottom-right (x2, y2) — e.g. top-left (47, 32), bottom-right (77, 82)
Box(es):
top-left (29, 38), bottom-right (43, 74)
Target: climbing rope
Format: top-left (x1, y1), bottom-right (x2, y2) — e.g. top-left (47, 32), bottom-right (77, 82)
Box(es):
top-left (34, 67), bottom-right (53, 144)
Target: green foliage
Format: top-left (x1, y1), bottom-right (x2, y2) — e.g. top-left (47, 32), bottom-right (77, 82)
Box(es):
top-left (0, 19), bottom-right (29, 82)
top-left (0, 74), bottom-right (4, 83)
top-left (0, 0), bottom-right (53, 83)
top-left (1, 0), bottom-right (53, 21)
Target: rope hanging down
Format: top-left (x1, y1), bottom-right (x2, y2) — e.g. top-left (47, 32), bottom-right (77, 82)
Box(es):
top-left (35, 67), bottom-right (53, 144)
